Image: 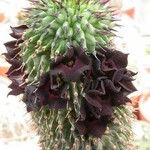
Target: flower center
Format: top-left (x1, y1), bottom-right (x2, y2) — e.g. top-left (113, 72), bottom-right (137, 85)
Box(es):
top-left (67, 60), bottom-right (75, 67)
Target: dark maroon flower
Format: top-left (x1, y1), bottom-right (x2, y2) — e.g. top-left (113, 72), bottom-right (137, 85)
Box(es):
top-left (112, 69), bottom-right (134, 83)
top-left (24, 85), bottom-right (38, 112)
top-left (111, 91), bottom-right (131, 106)
top-left (4, 25), bottom-right (137, 140)
top-left (86, 118), bottom-right (108, 137)
top-left (85, 92), bottom-right (103, 109)
top-left (50, 47), bottom-right (91, 82)
top-left (4, 40), bottom-right (23, 59)
top-left (83, 76), bottom-right (107, 95)
top-left (8, 76), bottom-right (25, 96)
top-left (101, 49), bottom-right (128, 72)
top-left (75, 121), bottom-right (87, 135)
top-left (84, 92), bottom-right (112, 117)
top-left (10, 25), bottom-right (28, 39)
top-left (4, 25), bottom-right (28, 96)
top-left (24, 73), bottom-right (68, 112)
top-left (111, 68), bottom-right (137, 93)
top-left (109, 51), bottom-right (128, 68)
top-left (104, 79), bottom-right (121, 93)
top-left (75, 115), bottom-right (112, 138)
top-left (118, 80), bottom-right (136, 93)
top-left (75, 91), bottom-right (112, 138)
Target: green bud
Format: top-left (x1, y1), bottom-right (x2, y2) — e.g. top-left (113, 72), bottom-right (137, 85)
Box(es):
top-left (85, 33), bottom-right (96, 45)
top-left (74, 22), bottom-right (82, 35)
top-left (72, 15), bottom-right (78, 24)
top-left (95, 36), bottom-right (107, 46)
top-left (62, 21), bottom-right (69, 35)
top-left (23, 29), bottom-right (34, 39)
top-left (55, 40), bottom-right (66, 55)
top-left (42, 16), bottom-right (54, 25)
top-left (56, 12), bottom-right (66, 24)
top-left (67, 27), bottom-right (73, 39)
top-left (37, 31), bottom-right (48, 46)
top-left (81, 18), bottom-right (89, 28)
top-left (51, 20), bottom-right (60, 30)
top-left (29, 34), bottom-right (40, 43)
top-left (54, 27), bottom-right (63, 41)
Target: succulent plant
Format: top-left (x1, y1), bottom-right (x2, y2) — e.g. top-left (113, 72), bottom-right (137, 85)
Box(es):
top-left (4, 0), bottom-right (137, 149)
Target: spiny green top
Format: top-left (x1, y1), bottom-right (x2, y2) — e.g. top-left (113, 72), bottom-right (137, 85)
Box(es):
top-left (21, 0), bottom-right (116, 83)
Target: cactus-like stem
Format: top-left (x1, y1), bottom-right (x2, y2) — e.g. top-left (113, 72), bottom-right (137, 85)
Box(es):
top-left (4, 0), bottom-right (137, 150)
top-left (32, 104), bottom-right (134, 150)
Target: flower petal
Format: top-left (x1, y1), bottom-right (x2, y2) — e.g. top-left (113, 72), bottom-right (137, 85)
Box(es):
top-left (92, 55), bottom-right (104, 76)
top-left (104, 79), bottom-right (121, 93)
top-left (51, 49), bottom-right (91, 82)
top-left (24, 86), bottom-right (39, 112)
top-left (102, 58), bottom-right (117, 72)
top-left (111, 51), bottom-right (128, 68)
top-left (38, 72), bottom-right (50, 87)
top-left (101, 100), bottom-right (112, 117)
top-left (111, 92), bottom-right (131, 106)
top-left (112, 68), bottom-right (126, 83)
top-left (4, 41), bottom-right (17, 52)
top-left (86, 103), bottom-right (101, 119)
top-left (87, 119), bottom-right (107, 138)
top-left (10, 25), bottom-right (28, 39)
top-left (85, 92), bottom-right (102, 109)
top-left (47, 98), bottom-right (67, 109)
top-left (75, 121), bottom-right (87, 135)
top-left (118, 80), bottom-right (137, 93)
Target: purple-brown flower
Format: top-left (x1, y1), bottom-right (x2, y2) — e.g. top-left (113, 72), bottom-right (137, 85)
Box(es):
top-left (75, 96), bottom-right (112, 137)
top-left (74, 47), bottom-right (136, 137)
top-left (4, 34), bottom-right (136, 138)
top-left (4, 25), bottom-right (28, 95)
top-left (101, 48), bottom-right (128, 72)
top-left (50, 47), bottom-right (91, 82)
top-left (24, 73), bottom-right (68, 112)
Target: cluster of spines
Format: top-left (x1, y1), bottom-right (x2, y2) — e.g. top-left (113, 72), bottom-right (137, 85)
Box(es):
top-left (21, 0), bottom-right (117, 83)
top-left (33, 105), bottom-right (134, 150)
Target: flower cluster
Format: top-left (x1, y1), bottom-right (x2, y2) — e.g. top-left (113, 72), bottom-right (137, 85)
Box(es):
top-left (4, 0), bottom-right (137, 145)
top-left (23, 47), bottom-right (136, 138)
top-left (75, 47), bottom-right (136, 137)
top-left (4, 25), bottom-right (28, 95)
top-left (4, 26), bottom-right (136, 138)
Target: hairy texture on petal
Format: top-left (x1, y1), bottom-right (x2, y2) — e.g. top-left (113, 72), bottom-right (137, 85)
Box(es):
top-left (24, 85), bottom-right (38, 112)
top-left (102, 58), bottom-right (117, 72)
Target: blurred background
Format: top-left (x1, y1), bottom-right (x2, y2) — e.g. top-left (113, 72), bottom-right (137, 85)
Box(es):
top-left (0, 0), bottom-right (150, 149)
